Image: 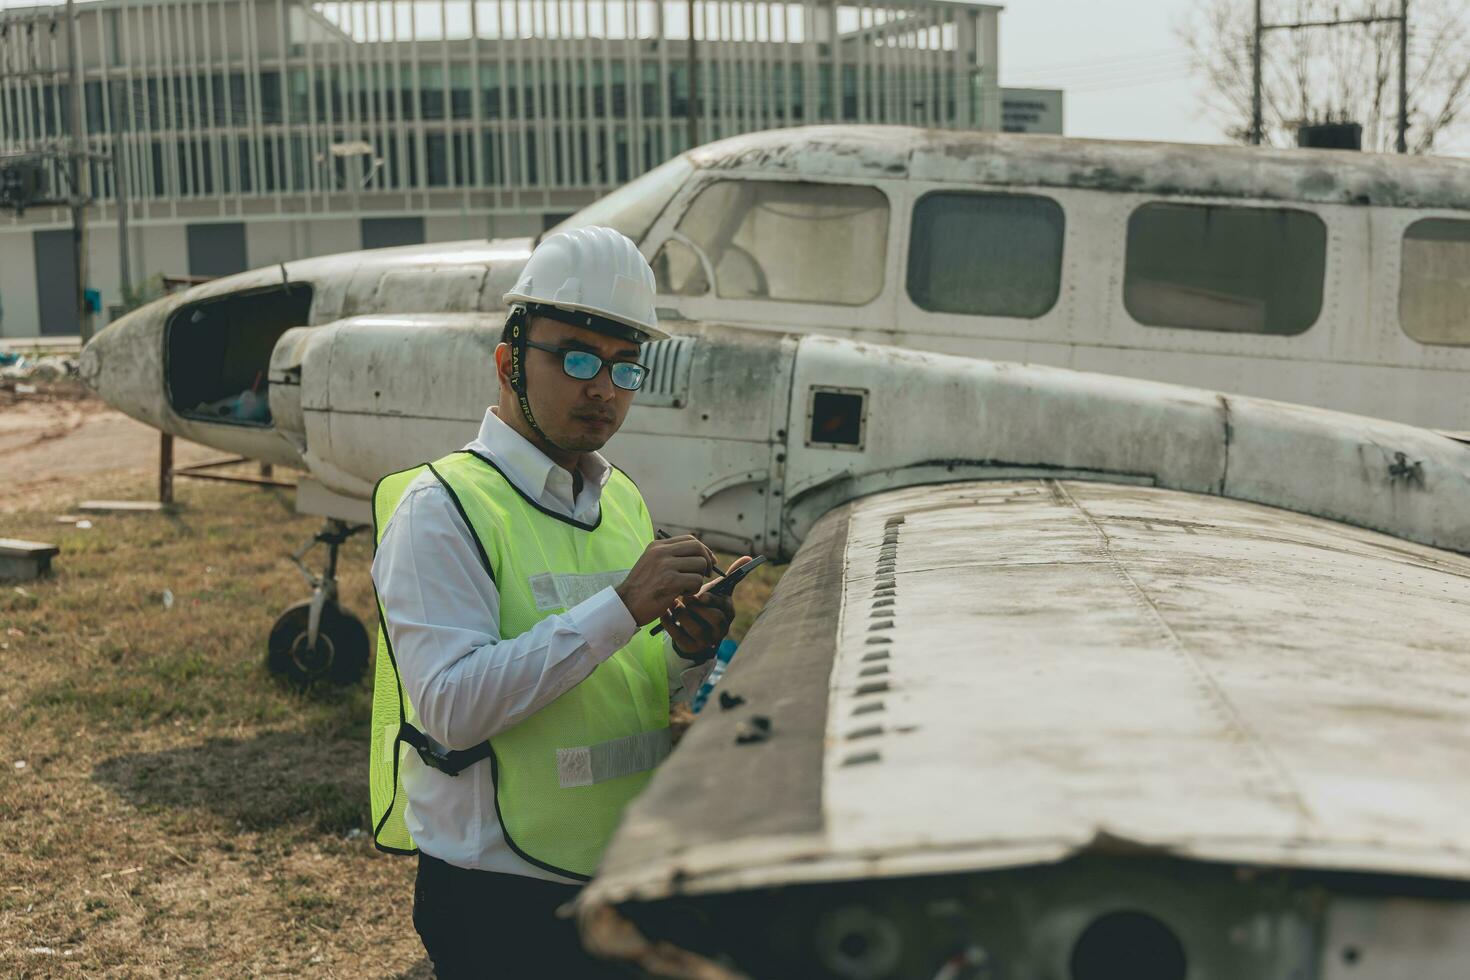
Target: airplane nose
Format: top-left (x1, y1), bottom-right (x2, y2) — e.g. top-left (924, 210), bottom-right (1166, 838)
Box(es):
top-left (81, 304), bottom-right (169, 429)
top-left (78, 331), bottom-right (103, 392)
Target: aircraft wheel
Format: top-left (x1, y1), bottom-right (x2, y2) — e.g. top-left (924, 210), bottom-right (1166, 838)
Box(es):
top-left (267, 600), bottom-right (369, 688)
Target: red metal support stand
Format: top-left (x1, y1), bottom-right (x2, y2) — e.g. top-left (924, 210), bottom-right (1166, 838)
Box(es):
top-left (159, 432), bottom-right (174, 505)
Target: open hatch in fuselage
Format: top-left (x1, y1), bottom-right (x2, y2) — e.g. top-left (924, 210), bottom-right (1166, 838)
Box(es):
top-left (165, 284), bottom-right (313, 426)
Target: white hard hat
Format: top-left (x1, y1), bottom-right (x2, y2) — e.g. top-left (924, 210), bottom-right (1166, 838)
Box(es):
top-left (503, 226), bottom-right (667, 343)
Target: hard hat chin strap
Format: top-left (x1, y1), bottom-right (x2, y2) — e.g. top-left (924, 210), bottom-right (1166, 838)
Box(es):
top-left (505, 307), bottom-right (571, 456)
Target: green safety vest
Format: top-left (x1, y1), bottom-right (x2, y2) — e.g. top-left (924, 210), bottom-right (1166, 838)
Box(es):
top-left (369, 450), bottom-right (670, 880)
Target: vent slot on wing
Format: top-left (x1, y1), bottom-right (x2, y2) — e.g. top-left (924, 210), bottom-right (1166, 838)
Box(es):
top-left (638, 335), bottom-right (694, 408)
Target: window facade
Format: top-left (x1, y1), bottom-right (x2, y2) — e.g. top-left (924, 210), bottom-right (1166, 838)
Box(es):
top-left (652, 180), bottom-right (889, 306)
top-left (1124, 203), bottom-right (1326, 336)
top-left (1400, 218), bottom-right (1470, 346)
top-left (908, 191), bottom-right (1064, 318)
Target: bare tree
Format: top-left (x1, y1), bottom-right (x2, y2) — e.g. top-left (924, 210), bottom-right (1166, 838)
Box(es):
top-left (1178, 0), bottom-right (1470, 152)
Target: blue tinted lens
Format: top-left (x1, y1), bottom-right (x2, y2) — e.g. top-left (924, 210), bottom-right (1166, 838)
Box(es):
top-left (561, 350), bottom-right (603, 380)
top-left (609, 362), bottom-right (647, 390)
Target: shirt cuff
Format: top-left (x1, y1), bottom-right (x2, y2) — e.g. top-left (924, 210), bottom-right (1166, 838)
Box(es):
top-left (568, 585), bottom-right (640, 661)
top-left (674, 660), bottom-right (716, 704)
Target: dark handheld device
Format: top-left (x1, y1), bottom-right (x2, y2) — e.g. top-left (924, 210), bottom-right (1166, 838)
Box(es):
top-left (706, 556), bottom-right (767, 597)
top-left (650, 556), bottom-right (768, 636)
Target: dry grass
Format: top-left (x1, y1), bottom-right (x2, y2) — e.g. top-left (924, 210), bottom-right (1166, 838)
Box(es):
top-left (0, 464), bottom-right (779, 977)
top-left (715, 554), bottom-right (781, 646)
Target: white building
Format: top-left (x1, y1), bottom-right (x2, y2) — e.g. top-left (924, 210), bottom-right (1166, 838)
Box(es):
top-left (0, 0), bottom-right (1006, 337)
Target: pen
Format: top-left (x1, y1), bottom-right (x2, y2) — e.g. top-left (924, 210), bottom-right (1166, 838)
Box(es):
top-left (655, 528), bottom-right (726, 577)
top-left (651, 529), bottom-right (724, 636)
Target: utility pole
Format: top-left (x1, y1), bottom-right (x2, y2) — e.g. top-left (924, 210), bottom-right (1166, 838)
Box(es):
top-left (686, 0), bottom-right (699, 150)
top-left (1397, 0), bottom-right (1409, 153)
top-left (1247, 1), bottom-right (1410, 152)
top-left (112, 83), bottom-right (131, 308)
top-left (1250, 0), bottom-right (1264, 144)
top-left (66, 0), bottom-right (93, 342)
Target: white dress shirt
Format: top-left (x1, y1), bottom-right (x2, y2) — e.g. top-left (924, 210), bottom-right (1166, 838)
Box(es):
top-left (371, 406), bottom-right (704, 881)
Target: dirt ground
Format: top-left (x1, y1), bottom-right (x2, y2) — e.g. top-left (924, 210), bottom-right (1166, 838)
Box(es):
top-left (0, 384), bottom-right (779, 978)
top-left (2, 382), bottom-right (215, 513)
top-left (1, 384), bottom-right (431, 978)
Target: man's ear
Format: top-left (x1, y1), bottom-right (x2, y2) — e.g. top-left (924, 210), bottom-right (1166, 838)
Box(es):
top-left (494, 342), bottom-right (512, 385)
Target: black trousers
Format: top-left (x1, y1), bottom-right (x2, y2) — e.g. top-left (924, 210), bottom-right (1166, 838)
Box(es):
top-left (413, 853), bottom-right (628, 979)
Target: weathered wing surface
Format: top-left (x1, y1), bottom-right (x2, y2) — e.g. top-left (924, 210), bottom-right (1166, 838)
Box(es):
top-left (580, 479), bottom-right (1470, 977)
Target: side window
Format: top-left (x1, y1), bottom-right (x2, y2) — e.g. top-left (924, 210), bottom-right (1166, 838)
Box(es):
top-left (1400, 217), bottom-right (1470, 346)
top-left (907, 191), bottom-right (1064, 318)
top-left (652, 180), bottom-right (888, 306)
top-left (1124, 202), bottom-right (1326, 336)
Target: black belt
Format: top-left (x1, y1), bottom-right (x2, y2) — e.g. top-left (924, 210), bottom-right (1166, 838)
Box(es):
top-left (398, 722), bottom-right (494, 776)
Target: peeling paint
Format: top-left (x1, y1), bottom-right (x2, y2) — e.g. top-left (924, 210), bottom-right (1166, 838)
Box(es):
top-left (690, 125), bottom-right (1470, 210)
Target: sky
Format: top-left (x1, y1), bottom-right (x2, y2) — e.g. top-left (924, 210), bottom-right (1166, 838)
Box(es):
top-left (999, 0), bottom-right (1470, 155)
top-left (998, 0), bottom-right (1230, 145)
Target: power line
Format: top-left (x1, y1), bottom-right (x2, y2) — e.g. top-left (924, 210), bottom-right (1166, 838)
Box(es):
top-left (1007, 57), bottom-right (1196, 91)
top-left (1005, 49), bottom-right (1197, 92)
top-left (1005, 47), bottom-right (1186, 78)
top-left (1249, 0), bottom-right (1409, 150)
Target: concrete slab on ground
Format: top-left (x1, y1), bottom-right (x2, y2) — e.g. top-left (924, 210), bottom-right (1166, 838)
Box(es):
top-left (77, 500), bottom-right (173, 514)
top-left (0, 538), bottom-right (60, 580)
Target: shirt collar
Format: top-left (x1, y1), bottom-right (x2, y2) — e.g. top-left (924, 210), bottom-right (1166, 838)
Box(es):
top-left (467, 407), bottom-right (612, 516)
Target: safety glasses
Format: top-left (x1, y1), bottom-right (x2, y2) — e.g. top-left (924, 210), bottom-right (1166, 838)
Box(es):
top-left (525, 340), bottom-right (650, 391)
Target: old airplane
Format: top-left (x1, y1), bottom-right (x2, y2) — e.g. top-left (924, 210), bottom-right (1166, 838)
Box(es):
top-left (78, 125), bottom-right (1470, 682)
top-left (76, 125), bottom-right (1470, 976)
top-left (83, 124), bottom-right (1470, 445)
top-left (567, 338), bottom-right (1470, 979)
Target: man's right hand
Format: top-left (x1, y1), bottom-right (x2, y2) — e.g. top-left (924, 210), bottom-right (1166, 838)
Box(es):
top-left (616, 534), bottom-right (718, 627)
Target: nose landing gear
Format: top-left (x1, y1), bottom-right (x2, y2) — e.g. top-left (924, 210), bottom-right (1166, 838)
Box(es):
top-left (267, 520), bottom-right (371, 688)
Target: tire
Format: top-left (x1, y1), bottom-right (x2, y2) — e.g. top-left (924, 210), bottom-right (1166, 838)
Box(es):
top-left (266, 599), bottom-right (370, 688)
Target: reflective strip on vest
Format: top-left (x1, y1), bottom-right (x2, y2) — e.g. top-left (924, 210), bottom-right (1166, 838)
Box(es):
top-left (528, 570), bottom-right (630, 612)
top-left (556, 727), bottom-right (673, 788)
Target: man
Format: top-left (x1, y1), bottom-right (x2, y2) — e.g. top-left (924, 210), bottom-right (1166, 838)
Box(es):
top-left (368, 226), bottom-right (750, 977)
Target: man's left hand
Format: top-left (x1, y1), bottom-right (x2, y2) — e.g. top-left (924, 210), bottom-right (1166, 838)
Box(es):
top-left (660, 556), bottom-right (753, 661)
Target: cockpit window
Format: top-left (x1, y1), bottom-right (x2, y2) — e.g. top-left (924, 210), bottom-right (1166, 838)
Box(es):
top-left (166, 285), bottom-right (313, 426)
top-left (1400, 218), bottom-right (1470, 346)
top-left (547, 155), bottom-right (695, 243)
top-left (652, 180), bottom-right (889, 306)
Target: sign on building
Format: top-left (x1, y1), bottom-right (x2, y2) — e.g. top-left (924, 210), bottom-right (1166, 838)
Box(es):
top-left (1002, 89), bottom-right (1064, 135)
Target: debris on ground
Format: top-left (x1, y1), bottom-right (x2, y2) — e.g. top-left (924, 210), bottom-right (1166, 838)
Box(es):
top-left (1, 354), bottom-right (79, 382)
top-left (97, 867), bottom-right (143, 880)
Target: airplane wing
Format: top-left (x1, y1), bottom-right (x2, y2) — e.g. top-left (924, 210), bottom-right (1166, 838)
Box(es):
top-left (579, 477), bottom-right (1470, 979)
